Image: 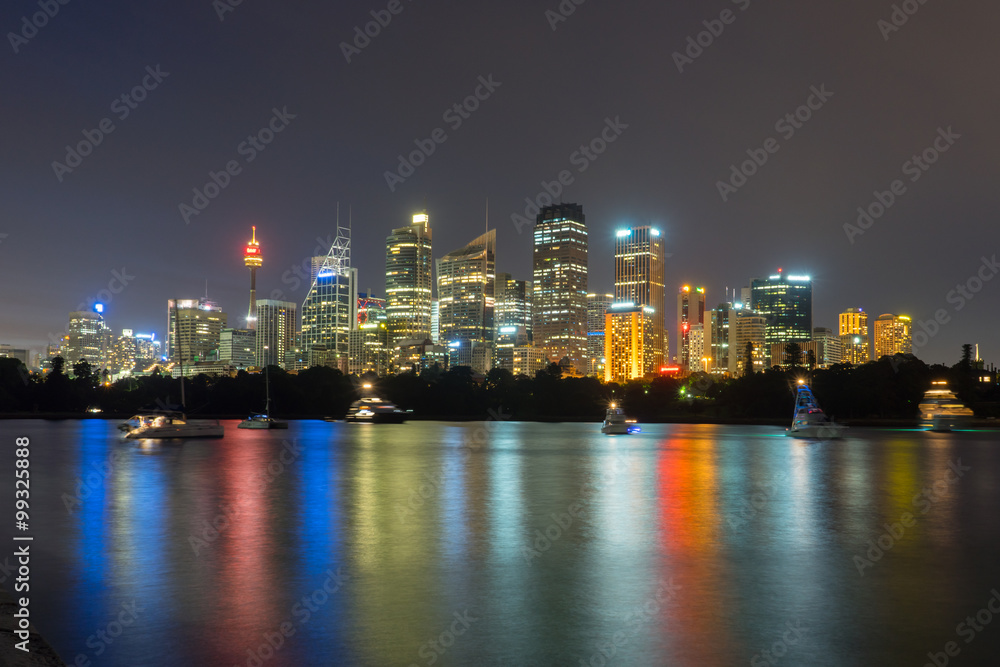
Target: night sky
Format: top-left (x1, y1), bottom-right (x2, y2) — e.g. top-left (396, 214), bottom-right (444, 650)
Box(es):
top-left (2, 0), bottom-right (998, 364)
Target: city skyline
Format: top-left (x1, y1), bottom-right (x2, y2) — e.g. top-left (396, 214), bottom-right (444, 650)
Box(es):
top-left (3, 2), bottom-right (998, 365)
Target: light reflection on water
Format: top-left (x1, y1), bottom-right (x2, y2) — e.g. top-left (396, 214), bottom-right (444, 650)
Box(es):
top-left (2, 420), bottom-right (1000, 666)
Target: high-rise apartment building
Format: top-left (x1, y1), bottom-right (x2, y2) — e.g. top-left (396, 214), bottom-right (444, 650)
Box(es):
top-left (386, 213), bottom-right (434, 347)
top-left (614, 226), bottom-right (665, 373)
top-left (532, 204), bottom-right (588, 370)
top-left (839, 307), bottom-right (870, 365)
top-left (63, 308), bottom-right (113, 370)
top-left (348, 321), bottom-right (391, 376)
top-left (437, 230), bottom-right (496, 373)
top-left (219, 328), bottom-right (257, 368)
top-left (688, 323), bottom-right (707, 372)
top-left (167, 298), bottom-right (227, 364)
top-left (605, 304), bottom-right (656, 383)
top-left (256, 299), bottom-right (297, 368)
top-left (495, 273), bottom-right (533, 342)
top-left (710, 302), bottom-right (734, 374)
top-left (733, 310), bottom-right (768, 375)
top-left (677, 286), bottom-right (706, 369)
top-left (750, 272), bottom-right (813, 349)
top-left (874, 314), bottom-right (912, 359)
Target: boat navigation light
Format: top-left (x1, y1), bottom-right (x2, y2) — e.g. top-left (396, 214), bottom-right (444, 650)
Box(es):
top-left (610, 402), bottom-right (617, 409)
top-left (798, 379), bottom-right (805, 385)
top-left (363, 383), bottom-right (373, 389)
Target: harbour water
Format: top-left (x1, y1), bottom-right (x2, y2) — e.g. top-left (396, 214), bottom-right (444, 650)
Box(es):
top-left (2, 419), bottom-right (1000, 666)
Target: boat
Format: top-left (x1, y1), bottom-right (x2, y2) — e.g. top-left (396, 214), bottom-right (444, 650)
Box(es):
top-left (601, 403), bottom-right (640, 435)
top-left (786, 381), bottom-right (847, 438)
top-left (125, 412), bottom-right (224, 439)
top-left (238, 367), bottom-right (288, 429)
top-left (344, 384), bottom-right (407, 424)
top-left (918, 381), bottom-right (974, 432)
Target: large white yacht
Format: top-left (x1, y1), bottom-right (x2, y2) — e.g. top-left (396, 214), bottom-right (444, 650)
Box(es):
top-left (601, 403), bottom-right (640, 435)
top-left (125, 412), bottom-right (224, 439)
top-left (918, 382), bottom-right (974, 432)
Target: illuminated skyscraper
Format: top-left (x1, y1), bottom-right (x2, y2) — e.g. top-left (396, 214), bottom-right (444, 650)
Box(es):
top-left (733, 310), bottom-right (768, 375)
top-left (677, 286), bottom-right (706, 370)
top-left (587, 293), bottom-right (613, 377)
top-left (614, 226), bottom-right (665, 373)
top-left (812, 327), bottom-right (842, 367)
top-left (244, 226), bottom-right (262, 329)
top-left (750, 271), bottom-right (813, 349)
top-left (710, 302), bottom-right (735, 374)
top-left (167, 298), bottom-right (227, 364)
top-left (605, 304), bottom-right (656, 383)
top-left (495, 273), bottom-right (533, 342)
top-left (437, 230), bottom-right (496, 373)
top-left (874, 314), bottom-right (912, 359)
top-left (301, 220), bottom-right (357, 368)
top-left (64, 307), bottom-right (113, 371)
top-left (386, 213), bottom-right (434, 346)
top-left (256, 299), bottom-right (297, 368)
top-left (219, 328), bottom-right (256, 368)
top-left (357, 293), bottom-right (387, 327)
top-left (839, 307), bottom-right (870, 365)
top-left (533, 204), bottom-right (588, 370)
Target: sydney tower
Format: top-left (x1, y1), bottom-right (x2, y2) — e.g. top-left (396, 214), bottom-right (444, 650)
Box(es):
top-left (244, 226), bottom-right (262, 329)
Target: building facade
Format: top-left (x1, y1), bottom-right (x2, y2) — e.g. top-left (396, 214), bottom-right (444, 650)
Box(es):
top-left (604, 304), bottom-right (656, 383)
top-left (710, 302), bottom-right (734, 374)
top-left (750, 272), bottom-right (813, 349)
top-left (301, 224), bottom-right (357, 368)
top-left (167, 298), bottom-right (227, 364)
top-left (437, 230), bottom-right (496, 373)
top-left (219, 328), bottom-right (257, 368)
top-left (677, 286), bottom-right (706, 369)
top-left (733, 311), bottom-right (768, 376)
top-left (386, 213), bottom-right (434, 347)
top-left (349, 322), bottom-right (391, 376)
top-left (495, 273), bottom-right (533, 342)
top-left (874, 314), bottom-right (913, 359)
top-left (586, 293), bottom-right (613, 378)
top-left (615, 226), bottom-right (665, 374)
top-left (839, 307), bottom-right (870, 365)
top-left (532, 204), bottom-right (588, 370)
top-left (255, 299), bottom-right (297, 368)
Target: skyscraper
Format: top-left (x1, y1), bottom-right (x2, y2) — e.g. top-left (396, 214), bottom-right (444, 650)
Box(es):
top-left (357, 293), bottom-right (387, 327)
top-left (533, 203), bottom-right (588, 370)
top-left (301, 221), bottom-right (357, 368)
top-left (386, 212), bottom-right (434, 346)
top-left (64, 308), bottom-right (113, 371)
top-left (605, 304), bottom-right (656, 383)
top-left (495, 273), bottom-right (533, 342)
top-left (244, 226), bottom-right (262, 329)
top-left (677, 286), bottom-right (706, 370)
top-left (219, 328), bottom-right (257, 368)
top-left (733, 310), bottom-right (767, 375)
top-left (256, 299), bottom-right (297, 368)
top-left (437, 230), bottom-right (496, 373)
top-left (710, 302), bottom-right (734, 374)
top-left (874, 314), bottom-right (912, 359)
top-left (839, 308), bottom-right (870, 365)
top-left (812, 327), bottom-right (843, 367)
top-left (615, 226), bottom-right (665, 374)
top-left (587, 293), bottom-right (613, 377)
top-left (167, 298), bottom-right (227, 364)
top-left (750, 271), bottom-right (813, 349)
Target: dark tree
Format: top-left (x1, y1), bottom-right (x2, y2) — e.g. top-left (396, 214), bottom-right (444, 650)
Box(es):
top-left (743, 341), bottom-right (755, 377)
top-left (806, 349), bottom-right (817, 371)
top-left (784, 342), bottom-right (803, 370)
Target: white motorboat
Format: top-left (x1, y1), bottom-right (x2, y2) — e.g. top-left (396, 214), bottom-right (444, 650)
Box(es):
top-left (918, 382), bottom-right (974, 432)
top-left (126, 412), bottom-right (224, 439)
top-left (344, 384), bottom-right (407, 423)
top-left (601, 403), bottom-right (640, 435)
top-left (786, 381), bottom-right (847, 438)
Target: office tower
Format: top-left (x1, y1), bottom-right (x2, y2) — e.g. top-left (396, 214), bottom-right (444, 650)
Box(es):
top-left (710, 302), bottom-right (734, 374)
top-left (587, 293), bottom-right (613, 377)
top-left (839, 307), bottom-right (870, 365)
top-left (431, 300), bottom-right (440, 343)
top-left (219, 328), bottom-right (257, 368)
top-left (112, 330), bottom-right (161, 375)
top-left (874, 314), bottom-right (912, 359)
top-left (614, 226), bottom-right (665, 373)
top-left (437, 230), bottom-right (496, 373)
top-left (301, 221), bottom-right (357, 370)
top-left (0, 345), bottom-right (29, 365)
top-left (812, 327), bottom-right (842, 367)
top-left (532, 203), bottom-right (588, 370)
top-left (386, 212), bottom-right (434, 347)
top-left (495, 273), bottom-right (533, 342)
top-left (689, 324), bottom-right (707, 372)
top-left (244, 226), bottom-right (262, 329)
top-left (740, 287), bottom-right (752, 309)
top-left (256, 299), bottom-right (297, 368)
top-left (357, 293), bottom-right (388, 326)
top-left (733, 310), bottom-right (768, 375)
top-left (167, 298), bottom-right (227, 364)
top-left (494, 346), bottom-right (549, 377)
top-left (605, 304), bottom-right (656, 383)
top-left (750, 271), bottom-right (813, 350)
top-left (64, 307), bottom-right (113, 371)
top-left (349, 321), bottom-right (390, 376)
top-left (677, 286), bottom-right (706, 369)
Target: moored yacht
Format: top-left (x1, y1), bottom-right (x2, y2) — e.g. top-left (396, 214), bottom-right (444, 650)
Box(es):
top-left (786, 381), bottom-right (847, 438)
top-left (918, 381), bottom-right (974, 432)
top-left (345, 384), bottom-right (407, 424)
top-left (601, 403), bottom-right (640, 435)
top-left (125, 412), bottom-right (224, 439)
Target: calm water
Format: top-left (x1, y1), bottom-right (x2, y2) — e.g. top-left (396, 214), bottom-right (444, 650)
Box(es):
top-left (2, 420), bottom-right (1000, 666)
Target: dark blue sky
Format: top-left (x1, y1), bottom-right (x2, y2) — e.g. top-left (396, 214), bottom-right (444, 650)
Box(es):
top-left (2, 0), bottom-right (998, 364)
